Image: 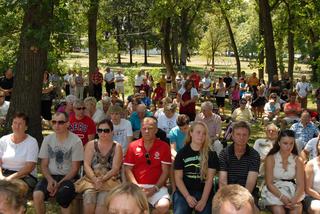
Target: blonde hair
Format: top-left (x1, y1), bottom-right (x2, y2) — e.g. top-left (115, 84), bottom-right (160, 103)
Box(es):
top-left (184, 121), bottom-right (210, 180)
top-left (105, 183), bottom-right (149, 213)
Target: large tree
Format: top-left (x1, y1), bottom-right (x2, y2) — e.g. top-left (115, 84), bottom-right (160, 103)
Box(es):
top-left (5, 0), bottom-right (55, 142)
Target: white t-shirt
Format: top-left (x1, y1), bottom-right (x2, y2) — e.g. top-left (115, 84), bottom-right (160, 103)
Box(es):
top-left (178, 87), bottom-right (198, 99)
top-left (115, 73), bottom-right (125, 87)
top-left (39, 132), bottom-right (84, 175)
top-left (92, 108), bottom-right (107, 124)
top-left (134, 75), bottom-right (145, 86)
top-left (104, 71), bottom-right (114, 82)
top-left (0, 101), bottom-right (9, 118)
top-left (296, 81), bottom-right (311, 98)
top-left (112, 119), bottom-right (133, 153)
top-left (201, 77), bottom-right (211, 92)
top-left (0, 134), bottom-right (39, 176)
top-left (157, 111), bottom-right (178, 137)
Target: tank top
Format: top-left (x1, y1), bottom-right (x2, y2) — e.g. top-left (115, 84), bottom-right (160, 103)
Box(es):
top-left (91, 139), bottom-right (116, 173)
top-left (312, 158), bottom-right (320, 193)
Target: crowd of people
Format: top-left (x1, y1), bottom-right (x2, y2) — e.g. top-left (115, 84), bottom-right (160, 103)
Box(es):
top-left (0, 66), bottom-right (320, 214)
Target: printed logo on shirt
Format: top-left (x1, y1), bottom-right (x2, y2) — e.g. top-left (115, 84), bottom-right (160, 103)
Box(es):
top-left (154, 151), bottom-right (160, 160)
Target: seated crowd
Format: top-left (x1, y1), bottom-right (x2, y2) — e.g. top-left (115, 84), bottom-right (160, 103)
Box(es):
top-left (1, 67), bottom-right (320, 214)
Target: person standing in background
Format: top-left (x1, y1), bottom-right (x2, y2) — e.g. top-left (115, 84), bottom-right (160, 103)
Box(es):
top-left (104, 67), bottom-right (115, 96)
top-left (91, 67), bottom-right (103, 101)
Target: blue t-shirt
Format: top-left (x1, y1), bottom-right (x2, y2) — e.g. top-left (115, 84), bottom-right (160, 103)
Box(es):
top-left (129, 111), bottom-right (153, 131)
top-left (169, 126), bottom-right (186, 152)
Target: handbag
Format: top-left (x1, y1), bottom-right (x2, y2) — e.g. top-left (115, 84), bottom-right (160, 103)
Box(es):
top-left (74, 175), bottom-right (121, 193)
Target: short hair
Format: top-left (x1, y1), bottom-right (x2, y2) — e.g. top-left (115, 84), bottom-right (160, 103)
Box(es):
top-left (84, 96), bottom-right (97, 106)
top-left (97, 119), bottom-right (114, 131)
top-left (142, 116), bottom-right (158, 126)
top-left (201, 101), bottom-right (213, 111)
top-left (73, 99), bottom-right (85, 107)
top-left (0, 180), bottom-right (25, 212)
top-left (232, 121), bottom-right (251, 135)
top-left (164, 103), bottom-right (177, 113)
top-left (176, 114), bottom-right (190, 127)
top-left (108, 105), bottom-right (123, 114)
top-left (12, 112), bottom-right (29, 126)
top-left (101, 96), bottom-right (111, 104)
top-left (212, 184), bottom-right (254, 213)
top-left (105, 183), bottom-right (149, 213)
top-left (65, 95), bottom-right (77, 104)
top-left (53, 111), bottom-right (69, 122)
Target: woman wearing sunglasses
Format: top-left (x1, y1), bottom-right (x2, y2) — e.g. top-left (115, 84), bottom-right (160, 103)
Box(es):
top-left (173, 121), bottom-right (219, 214)
top-left (82, 119), bottom-right (123, 214)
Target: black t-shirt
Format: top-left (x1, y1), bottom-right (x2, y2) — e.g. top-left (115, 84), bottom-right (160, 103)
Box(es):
top-left (174, 144), bottom-right (219, 192)
top-left (223, 76), bottom-right (233, 88)
top-left (0, 76), bottom-right (13, 101)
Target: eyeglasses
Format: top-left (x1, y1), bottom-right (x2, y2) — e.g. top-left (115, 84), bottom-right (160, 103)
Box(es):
top-left (75, 107), bottom-right (86, 110)
top-left (51, 120), bottom-right (66, 125)
top-left (97, 128), bottom-right (111, 133)
top-left (145, 153), bottom-right (151, 165)
top-left (267, 129), bottom-right (277, 133)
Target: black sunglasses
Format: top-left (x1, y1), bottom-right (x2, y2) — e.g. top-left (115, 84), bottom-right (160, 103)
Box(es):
top-left (76, 107), bottom-right (86, 110)
top-left (145, 153), bottom-right (151, 165)
top-left (97, 128), bottom-right (111, 133)
top-left (51, 120), bottom-right (66, 125)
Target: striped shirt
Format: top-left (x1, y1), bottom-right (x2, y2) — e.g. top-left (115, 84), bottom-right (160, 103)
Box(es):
top-left (219, 143), bottom-right (260, 188)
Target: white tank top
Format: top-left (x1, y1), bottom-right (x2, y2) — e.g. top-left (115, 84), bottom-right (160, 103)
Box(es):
top-left (312, 158), bottom-right (320, 193)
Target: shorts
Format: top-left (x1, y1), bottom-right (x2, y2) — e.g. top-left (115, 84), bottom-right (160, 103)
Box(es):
top-left (34, 175), bottom-right (76, 208)
top-left (83, 189), bottom-right (108, 205)
top-left (139, 184), bottom-right (170, 207)
top-left (116, 85), bottom-right (124, 94)
top-left (303, 196), bottom-right (320, 211)
top-left (216, 96), bottom-right (225, 107)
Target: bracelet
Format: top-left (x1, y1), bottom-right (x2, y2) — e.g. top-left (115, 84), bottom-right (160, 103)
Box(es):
top-left (279, 193), bottom-right (283, 200)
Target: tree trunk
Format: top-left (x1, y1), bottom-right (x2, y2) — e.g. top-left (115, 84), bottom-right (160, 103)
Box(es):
top-left (172, 26), bottom-right (179, 65)
top-left (114, 16), bottom-right (121, 64)
top-left (309, 30), bottom-right (319, 82)
top-left (258, 8), bottom-right (265, 79)
top-left (88, 0), bottom-right (99, 96)
top-left (143, 38), bottom-right (148, 65)
top-left (180, 9), bottom-right (188, 67)
top-left (223, 15), bottom-right (241, 78)
top-left (287, 7), bottom-right (294, 82)
top-left (5, 1), bottom-right (55, 143)
top-left (211, 44), bottom-right (215, 67)
top-left (127, 12), bottom-right (133, 64)
top-left (162, 18), bottom-right (176, 88)
top-left (259, 0), bottom-right (278, 83)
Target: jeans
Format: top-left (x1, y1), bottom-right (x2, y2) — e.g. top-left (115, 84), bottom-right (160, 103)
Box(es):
top-left (173, 190), bottom-right (212, 214)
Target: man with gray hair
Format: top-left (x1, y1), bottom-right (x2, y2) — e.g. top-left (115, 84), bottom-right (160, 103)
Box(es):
top-left (195, 101), bottom-right (223, 154)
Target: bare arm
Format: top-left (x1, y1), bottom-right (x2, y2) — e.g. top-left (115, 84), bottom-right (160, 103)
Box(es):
top-left (200, 168), bottom-right (215, 202)
top-left (305, 161), bottom-right (320, 200)
top-left (219, 171), bottom-right (228, 188)
top-left (40, 158), bottom-right (55, 182)
top-left (88, 134), bottom-right (95, 142)
top-left (83, 141), bottom-right (96, 180)
top-left (174, 169), bottom-right (191, 199)
top-left (6, 162), bottom-right (36, 180)
top-left (245, 171), bottom-right (258, 193)
top-left (155, 163), bottom-right (170, 188)
top-left (291, 157), bottom-right (305, 204)
top-left (300, 149), bottom-right (309, 164)
top-left (124, 165), bottom-right (138, 184)
top-left (59, 161), bottom-right (81, 185)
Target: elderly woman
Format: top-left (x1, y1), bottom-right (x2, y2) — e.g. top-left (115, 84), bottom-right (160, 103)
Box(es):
top-left (0, 113), bottom-right (39, 196)
top-left (177, 79), bottom-right (198, 121)
top-left (261, 130), bottom-right (304, 213)
top-left (157, 103), bottom-right (178, 137)
top-left (57, 94), bottom-right (77, 117)
top-left (83, 119), bottom-right (122, 214)
top-left (84, 96), bottom-right (106, 124)
top-left (253, 123), bottom-right (279, 176)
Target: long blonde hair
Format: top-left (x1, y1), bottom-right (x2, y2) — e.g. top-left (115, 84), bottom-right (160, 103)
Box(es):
top-left (184, 121), bottom-right (210, 180)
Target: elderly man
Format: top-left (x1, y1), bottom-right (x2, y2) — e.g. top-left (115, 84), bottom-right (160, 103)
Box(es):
top-left (69, 99), bottom-right (96, 146)
top-left (290, 110), bottom-right (319, 152)
top-left (219, 121), bottom-right (260, 204)
top-left (212, 184), bottom-right (256, 214)
top-left (195, 101), bottom-right (223, 154)
top-left (281, 91), bottom-right (301, 129)
top-left (296, 75), bottom-right (312, 109)
top-left (33, 112), bottom-right (84, 214)
top-left (84, 96), bottom-right (106, 124)
top-left (124, 116), bottom-right (171, 214)
top-left (0, 90), bottom-right (9, 126)
top-left (129, 104), bottom-right (153, 138)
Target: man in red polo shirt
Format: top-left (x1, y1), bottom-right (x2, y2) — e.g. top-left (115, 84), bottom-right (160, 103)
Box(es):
top-left (124, 116), bottom-right (171, 214)
top-left (281, 91), bottom-right (302, 129)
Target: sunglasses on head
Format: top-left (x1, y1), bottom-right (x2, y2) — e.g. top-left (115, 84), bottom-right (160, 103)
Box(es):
top-left (97, 128), bottom-right (111, 133)
top-left (145, 153), bottom-right (151, 165)
top-left (76, 107), bottom-right (86, 110)
top-left (51, 120), bottom-right (66, 125)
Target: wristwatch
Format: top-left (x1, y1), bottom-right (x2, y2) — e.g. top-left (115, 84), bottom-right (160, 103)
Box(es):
top-left (154, 185), bottom-right (160, 192)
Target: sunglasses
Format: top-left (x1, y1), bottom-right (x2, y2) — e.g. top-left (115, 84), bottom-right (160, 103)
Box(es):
top-left (145, 153), bottom-right (151, 165)
top-left (52, 120), bottom-right (66, 125)
top-left (76, 107), bottom-right (86, 110)
top-left (97, 128), bottom-right (111, 133)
